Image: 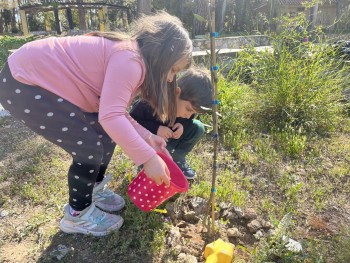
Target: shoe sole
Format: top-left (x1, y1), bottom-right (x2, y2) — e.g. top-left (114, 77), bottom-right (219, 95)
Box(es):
top-left (59, 217), bottom-right (124, 237)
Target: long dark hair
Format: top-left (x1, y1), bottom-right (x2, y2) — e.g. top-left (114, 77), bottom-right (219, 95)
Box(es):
top-left (86, 11), bottom-right (192, 125)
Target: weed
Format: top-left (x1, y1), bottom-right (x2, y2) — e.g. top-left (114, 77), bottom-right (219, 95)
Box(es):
top-left (252, 213), bottom-right (306, 262)
top-left (0, 35), bottom-right (36, 67)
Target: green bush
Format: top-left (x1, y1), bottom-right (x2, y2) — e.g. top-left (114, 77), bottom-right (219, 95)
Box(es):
top-left (227, 23), bottom-right (348, 136)
top-left (198, 76), bottom-right (259, 150)
top-left (0, 36), bottom-right (36, 68)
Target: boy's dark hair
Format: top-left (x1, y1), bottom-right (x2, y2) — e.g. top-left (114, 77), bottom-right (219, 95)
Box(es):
top-left (177, 67), bottom-right (212, 114)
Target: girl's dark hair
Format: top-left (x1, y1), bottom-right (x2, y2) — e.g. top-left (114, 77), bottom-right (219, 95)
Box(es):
top-left (86, 11), bottom-right (192, 125)
top-left (177, 67), bottom-right (212, 114)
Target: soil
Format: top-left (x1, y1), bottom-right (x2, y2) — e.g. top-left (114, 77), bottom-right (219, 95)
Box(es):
top-left (1, 116), bottom-right (350, 263)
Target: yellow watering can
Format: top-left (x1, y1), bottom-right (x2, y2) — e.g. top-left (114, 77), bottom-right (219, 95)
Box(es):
top-left (204, 238), bottom-right (235, 263)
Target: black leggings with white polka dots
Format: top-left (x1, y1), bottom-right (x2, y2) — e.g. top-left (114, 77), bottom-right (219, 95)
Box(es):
top-left (0, 63), bottom-right (116, 210)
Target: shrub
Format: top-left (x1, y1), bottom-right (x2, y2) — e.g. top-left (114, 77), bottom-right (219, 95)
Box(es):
top-left (227, 19), bottom-right (348, 136)
top-left (0, 36), bottom-right (36, 68)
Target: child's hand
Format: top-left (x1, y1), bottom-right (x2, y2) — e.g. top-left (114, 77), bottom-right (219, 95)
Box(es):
top-left (157, 126), bottom-right (173, 142)
top-left (172, 123), bottom-right (183, 139)
top-left (146, 134), bottom-right (172, 158)
top-left (143, 154), bottom-right (171, 186)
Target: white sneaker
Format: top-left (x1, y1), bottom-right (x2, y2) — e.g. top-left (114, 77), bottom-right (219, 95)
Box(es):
top-left (59, 203), bottom-right (123, 236)
top-left (93, 174), bottom-right (125, 212)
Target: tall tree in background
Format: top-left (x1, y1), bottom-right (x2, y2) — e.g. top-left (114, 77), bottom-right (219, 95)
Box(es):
top-left (77, 0), bottom-right (87, 31)
top-left (0, 11), bottom-right (3, 33)
top-left (137, 0), bottom-right (152, 16)
top-left (234, 0), bottom-right (245, 31)
top-left (192, 0), bottom-right (208, 37)
top-left (269, 0), bottom-right (277, 30)
top-left (216, 0), bottom-right (227, 33)
top-left (334, 0), bottom-right (343, 30)
top-left (308, 2), bottom-right (319, 31)
top-left (178, 0), bottom-right (185, 20)
top-left (66, 7), bottom-right (74, 30)
top-left (53, 5), bottom-right (61, 34)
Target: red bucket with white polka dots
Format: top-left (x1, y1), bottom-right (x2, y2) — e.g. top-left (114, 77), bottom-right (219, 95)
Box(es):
top-left (128, 152), bottom-right (189, 212)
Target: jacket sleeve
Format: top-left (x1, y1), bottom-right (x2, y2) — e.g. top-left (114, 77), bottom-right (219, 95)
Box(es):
top-left (129, 100), bottom-right (165, 135)
top-left (174, 114), bottom-right (195, 128)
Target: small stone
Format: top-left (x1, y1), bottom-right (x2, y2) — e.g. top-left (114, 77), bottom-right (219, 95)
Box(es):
top-left (189, 197), bottom-right (207, 215)
top-left (247, 219), bottom-right (262, 233)
top-left (263, 221), bottom-right (273, 229)
top-left (177, 253), bottom-right (198, 263)
top-left (177, 221), bottom-right (187, 228)
top-left (0, 210), bottom-right (9, 217)
top-left (234, 207), bottom-right (244, 218)
top-left (227, 227), bottom-right (242, 238)
top-left (50, 244), bottom-right (70, 260)
top-left (181, 232), bottom-right (194, 238)
top-left (226, 211), bottom-right (238, 220)
top-left (173, 245), bottom-right (182, 255)
top-left (219, 202), bottom-right (232, 210)
top-left (165, 202), bottom-right (178, 220)
top-left (183, 211), bottom-right (200, 223)
top-left (166, 227), bottom-right (181, 246)
top-left (244, 208), bottom-right (258, 220)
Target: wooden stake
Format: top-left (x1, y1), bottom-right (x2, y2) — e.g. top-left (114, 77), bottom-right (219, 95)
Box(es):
top-left (205, 0), bottom-right (219, 240)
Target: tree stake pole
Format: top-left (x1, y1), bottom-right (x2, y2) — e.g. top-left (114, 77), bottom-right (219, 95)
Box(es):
top-left (206, 0), bottom-right (219, 239)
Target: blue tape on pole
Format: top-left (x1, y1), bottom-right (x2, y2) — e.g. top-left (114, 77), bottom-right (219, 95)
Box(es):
top-left (213, 164), bottom-right (217, 170)
top-left (212, 100), bottom-right (220, 104)
top-left (211, 188), bottom-right (217, 193)
top-left (210, 32), bottom-right (219, 37)
top-left (210, 66), bottom-right (219, 71)
top-left (213, 134), bottom-right (218, 139)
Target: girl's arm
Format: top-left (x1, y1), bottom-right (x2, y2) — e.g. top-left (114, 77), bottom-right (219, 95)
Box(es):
top-left (98, 51), bottom-right (155, 166)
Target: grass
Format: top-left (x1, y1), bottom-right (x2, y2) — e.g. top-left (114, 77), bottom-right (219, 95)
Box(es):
top-left (1, 28), bottom-right (350, 262)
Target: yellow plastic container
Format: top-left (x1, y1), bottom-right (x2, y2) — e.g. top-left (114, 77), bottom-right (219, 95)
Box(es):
top-left (204, 238), bottom-right (235, 263)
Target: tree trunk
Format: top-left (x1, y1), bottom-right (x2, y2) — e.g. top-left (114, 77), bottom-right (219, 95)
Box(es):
top-left (122, 10), bottom-right (128, 28)
top-left (192, 0), bottom-right (208, 37)
top-left (334, 0), bottom-right (342, 31)
top-left (216, 0), bottom-right (227, 33)
top-left (308, 3), bottom-right (318, 32)
top-left (3, 9), bottom-right (10, 32)
top-left (137, 0), bottom-right (152, 16)
top-left (53, 7), bottom-right (61, 34)
top-left (0, 11), bottom-right (3, 34)
top-left (11, 8), bottom-right (16, 33)
top-left (78, 0), bottom-right (87, 31)
top-left (178, 0), bottom-right (185, 21)
top-left (234, 0), bottom-right (244, 31)
top-left (269, 0), bottom-right (277, 28)
top-left (66, 7), bottom-right (74, 30)
top-left (127, 8), bottom-right (132, 24)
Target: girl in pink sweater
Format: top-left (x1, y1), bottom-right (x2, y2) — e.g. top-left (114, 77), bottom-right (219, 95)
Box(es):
top-left (0, 11), bottom-right (192, 236)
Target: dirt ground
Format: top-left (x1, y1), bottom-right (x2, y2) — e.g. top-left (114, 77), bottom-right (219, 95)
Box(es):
top-left (1, 116), bottom-right (350, 262)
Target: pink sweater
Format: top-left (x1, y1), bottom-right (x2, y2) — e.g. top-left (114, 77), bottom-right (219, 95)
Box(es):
top-left (8, 36), bottom-right (155, 165)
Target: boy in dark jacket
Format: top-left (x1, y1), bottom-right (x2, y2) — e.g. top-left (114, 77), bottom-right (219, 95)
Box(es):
top-left (130, 68), bottom-right (212, 179)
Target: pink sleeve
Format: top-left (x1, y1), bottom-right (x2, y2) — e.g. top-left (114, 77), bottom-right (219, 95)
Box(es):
top-left (126, 112), bottom-right (153, 138)
top-left (98, 52), bottom-right (155, 165)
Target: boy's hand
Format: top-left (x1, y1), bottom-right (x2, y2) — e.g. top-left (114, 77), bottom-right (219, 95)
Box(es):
top-left (157, 126), bottom-right (173, 142)
top-left (172, 123), bottom-right (183, 139)
top-left (143, 154), bottom-right (171, 186)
